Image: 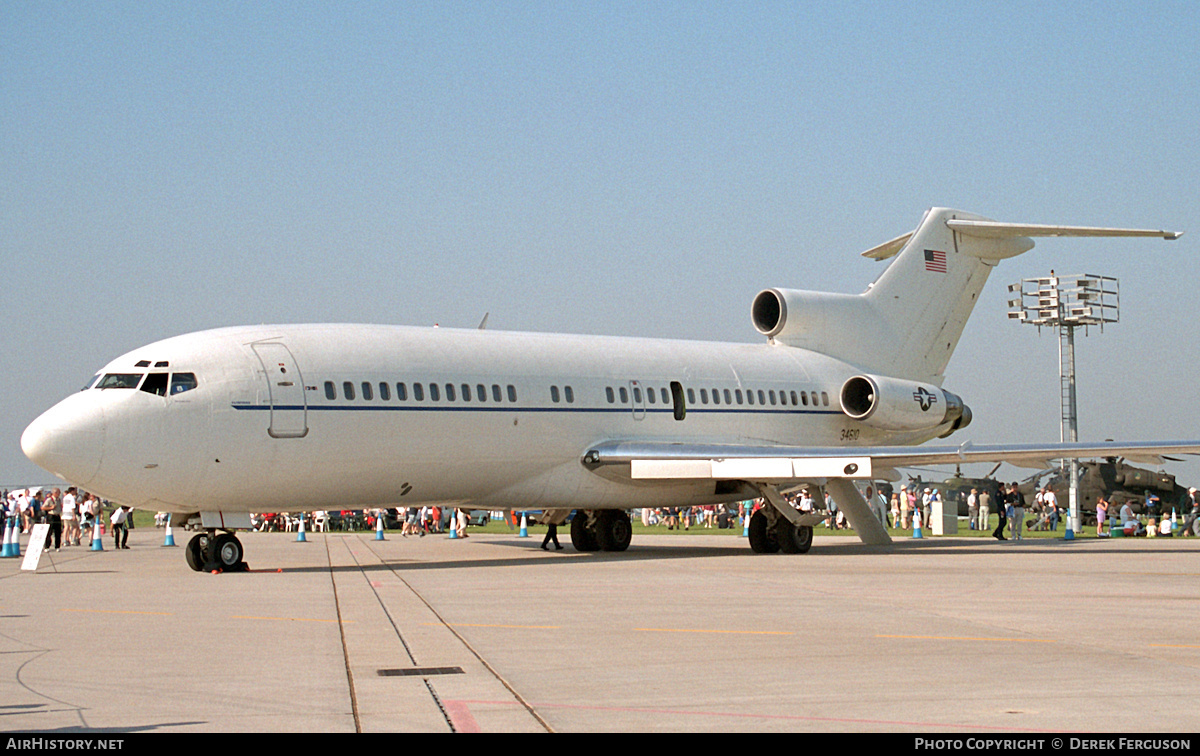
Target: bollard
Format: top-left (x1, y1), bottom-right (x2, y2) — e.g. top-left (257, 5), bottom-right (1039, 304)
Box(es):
top-left (162, 514), bottom-right (177, 547)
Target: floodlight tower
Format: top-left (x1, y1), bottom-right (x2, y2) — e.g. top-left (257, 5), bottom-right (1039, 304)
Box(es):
top-left (1007, 273), bottom-right (1119, 538)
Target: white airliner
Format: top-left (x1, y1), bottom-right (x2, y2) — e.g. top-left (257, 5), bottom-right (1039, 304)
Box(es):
top-left (21, 207), bottom-right (1196, 571)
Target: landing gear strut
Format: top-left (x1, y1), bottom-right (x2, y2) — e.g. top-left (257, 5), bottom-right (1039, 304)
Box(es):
top-left (185, 531), bottom-right (249, 572)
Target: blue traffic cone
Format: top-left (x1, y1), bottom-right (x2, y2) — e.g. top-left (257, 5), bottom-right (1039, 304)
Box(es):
top-left (912, 509), bottom-right (923, 539)
top-left (374, 513), bottom-right (384, 541)
top-left (1, 517), bottom-right (15, 558)
top-left (449, 512), bottom-right (458, 539)
top-left (162, 514), bottom-right (177, 547)
top-left (519, 513), bottom-right (529, 538)
top-left (90, 517), bottom-right (103, 551)
top-left (296, 514), bottom-right (308, 542)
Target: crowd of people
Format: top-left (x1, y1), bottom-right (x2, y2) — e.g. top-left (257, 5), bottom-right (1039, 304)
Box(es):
top-left (3, 487), bottom-right (134, 551)
top-left (8, 482), bottom-right (1198, 549)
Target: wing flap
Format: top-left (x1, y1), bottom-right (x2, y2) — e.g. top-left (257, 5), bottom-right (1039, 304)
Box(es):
top-left (591, 439), bottom-right (1200, 482)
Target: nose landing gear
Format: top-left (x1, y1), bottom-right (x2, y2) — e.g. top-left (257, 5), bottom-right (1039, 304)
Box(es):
top-left (185, 531), bottom-right (249, 572)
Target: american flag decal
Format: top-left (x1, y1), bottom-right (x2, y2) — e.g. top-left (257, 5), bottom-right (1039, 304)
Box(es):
top-left (924, 249), bottom-right (947, 273)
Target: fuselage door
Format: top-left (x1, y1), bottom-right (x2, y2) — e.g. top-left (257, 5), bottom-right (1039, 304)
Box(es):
top-left (251, 342), bottom-right (309, 439)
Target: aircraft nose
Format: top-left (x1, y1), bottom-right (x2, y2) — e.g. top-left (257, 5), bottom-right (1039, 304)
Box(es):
top-left (21, 395), bottom-right (105, 485)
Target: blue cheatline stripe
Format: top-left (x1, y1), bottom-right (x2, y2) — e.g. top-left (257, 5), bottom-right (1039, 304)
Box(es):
top-left (232, 403), bottom-right (842, 416)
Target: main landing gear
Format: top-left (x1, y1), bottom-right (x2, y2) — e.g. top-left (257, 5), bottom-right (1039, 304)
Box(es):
top-left (570, 510), bottom-right (633, 552)
top-left (185, 531), bottom-right (249, 572)
top-left (747, 508), bottom-right (813, 554)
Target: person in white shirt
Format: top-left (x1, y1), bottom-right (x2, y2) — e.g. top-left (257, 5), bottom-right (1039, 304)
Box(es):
top-left (111, 506), bottom-right (130, 549)
top-left (61, 488), bottom-right (79, 546)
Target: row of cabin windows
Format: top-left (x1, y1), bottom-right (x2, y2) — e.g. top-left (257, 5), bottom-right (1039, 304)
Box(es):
top-left (322, 379), bottom-right (827, 410)
top-left (605, 385), bottom-right (829, 408)
top-left (549, 385), bottom-right (575, 403)
top-left (325, 381), bottom-right (518, 404)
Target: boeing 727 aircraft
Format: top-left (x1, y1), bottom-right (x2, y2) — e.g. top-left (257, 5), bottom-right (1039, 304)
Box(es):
top-left (21, 207), bottom-right (1196, 571)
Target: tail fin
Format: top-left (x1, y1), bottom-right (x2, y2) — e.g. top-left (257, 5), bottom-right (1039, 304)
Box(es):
top-left (753, 207), bottom-right (1180, 383)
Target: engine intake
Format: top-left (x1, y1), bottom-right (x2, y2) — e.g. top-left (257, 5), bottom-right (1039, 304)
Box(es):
top-left (840, 374), bottom-right (972, 435)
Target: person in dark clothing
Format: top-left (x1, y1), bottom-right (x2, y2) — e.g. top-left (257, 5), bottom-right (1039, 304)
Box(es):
top-left (541, 521), bottom-right (562, 551)
top-left (993, 486), bottom-right (1010, 540)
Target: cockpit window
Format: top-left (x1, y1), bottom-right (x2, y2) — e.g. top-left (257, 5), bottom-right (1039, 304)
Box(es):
top-left (170, 373), bottom-right (198, 395)
top-left (96, 373), bottom-right (143, 389)
top-left (81, 374), bottom-right (101, 391)
top-left (140, 373), bottom-right (169, 396)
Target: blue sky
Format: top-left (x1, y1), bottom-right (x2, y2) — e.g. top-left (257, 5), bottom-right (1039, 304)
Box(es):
top-left (3, 1), bottom-right (1198, 490)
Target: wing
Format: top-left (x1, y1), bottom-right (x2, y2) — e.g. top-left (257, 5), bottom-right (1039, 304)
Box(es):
top-left (583, 439), bottom-right (1200, 482)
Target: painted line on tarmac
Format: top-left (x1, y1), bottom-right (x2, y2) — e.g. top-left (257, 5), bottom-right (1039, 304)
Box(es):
top-left (61, 608), bottom-right (173, 616)
top-left (441, 700), bottom-right (482, 733)
top-left (635, 628), bottom-right (794, 636)
top-left (446, 698), bottom-right (1065, 732)
top-left (1150, 643), bottom-right (1200, 649)
top-left (428, 623), bottom-right (561, 630)
top-left (876, 634), bottom-right (1056, 643)
top-left (230, 615), bottom-right (345, 623)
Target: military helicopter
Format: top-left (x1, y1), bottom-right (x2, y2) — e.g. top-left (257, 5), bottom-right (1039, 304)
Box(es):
top-left (1018, 457), bottom-right (1192, 526)
top-left (904, 463), bottom-right (1004, 517)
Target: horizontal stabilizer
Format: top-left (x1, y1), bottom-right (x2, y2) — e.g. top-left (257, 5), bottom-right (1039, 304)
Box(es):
top-left (946, 219), bottom-right (1183, 240)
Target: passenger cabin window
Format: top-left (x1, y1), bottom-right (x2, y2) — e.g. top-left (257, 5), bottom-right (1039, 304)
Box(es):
top-left (507, 385), bottom-right (517, 402)
top-left (413, 383), bottom-right (424, 401)
top-left (491, 384), bottom-right (502, 402)
top-left (362, 382), bottom-right (373, 401)
top-left (140, 373), bottom-right (169, 396)
top-left (429, 383), bottom-right (440, 401)
top-left (551, 386), bottom-right (560, 403)
top-left (606, 387), bottom-right (615, 404)
top-left (343, 382), bottom-right (355, 400)
top-left (379, 382), bottom-right (390, 401)
top-left (477, 384), bottom-right (487, 402)
top-left (325, 381), bottom-right (336, 400)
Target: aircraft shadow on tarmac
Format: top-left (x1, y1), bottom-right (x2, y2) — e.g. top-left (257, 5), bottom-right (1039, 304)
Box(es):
top-left (254, 533), bottom-right (1195, 575)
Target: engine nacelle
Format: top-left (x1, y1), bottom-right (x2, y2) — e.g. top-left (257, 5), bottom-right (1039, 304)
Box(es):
top-left (840, 374), bottom-right (972, 435)
top-left (751, 288), bottom-right (872, 343)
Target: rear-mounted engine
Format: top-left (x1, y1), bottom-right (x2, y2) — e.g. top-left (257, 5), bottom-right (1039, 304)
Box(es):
top-left (839, 374), bottom-right (971, 436)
